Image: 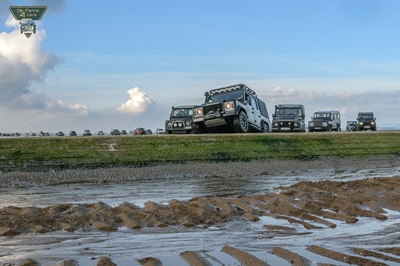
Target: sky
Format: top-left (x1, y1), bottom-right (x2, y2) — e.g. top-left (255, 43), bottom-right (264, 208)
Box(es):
top-left (1, 0), bottom-right (400, 133)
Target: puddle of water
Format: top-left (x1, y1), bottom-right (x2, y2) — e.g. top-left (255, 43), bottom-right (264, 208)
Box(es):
top-left (0, 166), bottom-right (399, 209)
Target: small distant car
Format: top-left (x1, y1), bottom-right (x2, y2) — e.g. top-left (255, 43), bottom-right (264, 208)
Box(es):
top-left (83, 129), bottom-right (92, 136)
top-left (135, 128), bottom-right (146, 135)
top-left (56, 131), bottom-right (64, 136)
top-left (145, 129), bottom-right (153, 135)
top-left (346, 121), bottom-right (357, 132)
top-left (155, 128), bottom-right (164, 134)
top-left (120, 130), bottom-right (128, 135)
top-left (98, 131), bottom-right (105, 136)
top-left (69, 131), bottom-right (77, 136)
top-left (111, 129), bottom-right (120, 135)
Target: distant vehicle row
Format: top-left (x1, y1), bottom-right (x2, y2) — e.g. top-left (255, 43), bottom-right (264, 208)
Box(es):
top-left (1, 128), bottom-right (165, 137)
top-left (165, 83), bottom-right (377, 134)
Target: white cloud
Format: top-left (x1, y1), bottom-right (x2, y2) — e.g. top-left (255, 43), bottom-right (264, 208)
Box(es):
top-left (116, 87), bottom-right (156, 113)
top-left (262, 86), bottom-right (320, 102)
top-left (0, 15), bottom-right (61, 106)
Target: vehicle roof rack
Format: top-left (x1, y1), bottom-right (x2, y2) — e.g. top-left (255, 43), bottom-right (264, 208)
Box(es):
top-left (209, 84), bottom-right (257, 97)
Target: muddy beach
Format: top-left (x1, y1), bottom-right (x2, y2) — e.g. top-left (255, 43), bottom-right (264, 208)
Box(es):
top-left (1, 157), bottom-right (400, 265)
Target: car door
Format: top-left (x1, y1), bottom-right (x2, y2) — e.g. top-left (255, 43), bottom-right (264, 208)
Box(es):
top-left (246, 96), bottom-right (260, 126)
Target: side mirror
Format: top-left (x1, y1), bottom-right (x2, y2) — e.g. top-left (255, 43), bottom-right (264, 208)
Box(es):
top-left (204, 92), bottom-right (209, 97)
top-left (272, 114), bottom-right (275, 118)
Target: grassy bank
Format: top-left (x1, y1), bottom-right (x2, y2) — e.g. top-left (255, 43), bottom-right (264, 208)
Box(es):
top-left (1, 131), bottom-right (399, 172)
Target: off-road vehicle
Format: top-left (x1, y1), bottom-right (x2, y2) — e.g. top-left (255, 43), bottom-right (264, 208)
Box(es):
top-left (193, 84), bottom-right (270, 133)
top-left (110, 129), bottom-right (120, 135)
top-left (356, 112), bottom-right (377, 131)
top-left (272, 104), bottom-right (306, 132)
top-left (165, 105), bottom-right (198, 134)
top-left (155, 128), bottom-right (165, 134)
top-left (135, 128), bottom-right (146, 135)
top-left (83, 129), bottom-right (92, 136)
top-left (346, 121), bottom-right (357, 131)
top-left (308, 110), bottom-right (341, 132)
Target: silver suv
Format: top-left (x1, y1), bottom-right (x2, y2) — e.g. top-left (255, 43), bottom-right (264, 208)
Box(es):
top-left (308, 111), bottom-right (341, 132)
top-left (193, 84), bottom-right (270, 133)
top-left (83, 129), bottom-right (92, 136)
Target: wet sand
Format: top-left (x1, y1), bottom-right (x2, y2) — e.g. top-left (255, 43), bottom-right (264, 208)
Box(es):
top-left (0, 157), bottom-right (400, 265)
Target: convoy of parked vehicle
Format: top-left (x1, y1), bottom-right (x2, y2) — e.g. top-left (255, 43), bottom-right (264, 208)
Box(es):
top-left (165, 83), bottom-right (377, 134)
top-left (1, 84), bottom-right (379, 137)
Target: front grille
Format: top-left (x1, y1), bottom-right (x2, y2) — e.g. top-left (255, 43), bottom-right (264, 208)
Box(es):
top-left (313, 121), bottom-right (323, 127)
top-left (203, 103), bottom-right (223, 115)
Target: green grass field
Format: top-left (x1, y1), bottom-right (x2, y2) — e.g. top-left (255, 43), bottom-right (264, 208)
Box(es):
top-left (1, 131), bottom-right (399, 172)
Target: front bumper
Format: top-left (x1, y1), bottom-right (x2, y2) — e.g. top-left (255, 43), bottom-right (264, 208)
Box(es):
top-left (272, 121), bottom-right (303, 132)
top-left (357, 121), bottom-right (376, 130)
top-left (165, 120), bottom-right (193, 132)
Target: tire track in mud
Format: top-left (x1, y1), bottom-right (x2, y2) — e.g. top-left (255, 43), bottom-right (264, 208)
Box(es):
top-left (14, 246), bottom-right (400, 266)
top-left (2, 176), bottom-right (400, 265)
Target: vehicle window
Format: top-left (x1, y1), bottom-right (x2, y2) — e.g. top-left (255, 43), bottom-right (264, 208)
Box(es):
top-left (173, 108), bottom-right (192, 116)
top-left (251, 98), bottom-right (258, 109)
top-left (209, 90), bottom-right (244, 102)
top-left (246, 94), bottom-right (251, 104)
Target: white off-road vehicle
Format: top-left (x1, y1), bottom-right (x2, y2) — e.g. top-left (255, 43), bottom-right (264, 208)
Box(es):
top-left (193, 84), bottom-right (270, 133)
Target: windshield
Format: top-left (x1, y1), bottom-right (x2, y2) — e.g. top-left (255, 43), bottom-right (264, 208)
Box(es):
top-left (359, 113), bottom-right (374, 119)
top-left (172, 108), bottom-right (193, 117)
top-left (208, 90), bottom-right (244, 102)
top-left (275, 108), bottom-right (302, 116)
top-left (314, 112), bottom-right (330, 118)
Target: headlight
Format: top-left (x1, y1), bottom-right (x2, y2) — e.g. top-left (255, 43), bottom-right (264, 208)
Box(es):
top-left (167, 122), bottom-right (172, 127)
top-left (309, 122), bottom-right (314, 127)
top-left (294, 122), bottom-right (298, 127)
top-left (186, 121), bottom-right (190, 126)
top-left (196, 109), bottom-right (202, 115)
top-left (371, 122), bottom-right (375, 125)
top-left (225, 102), bottom-right (234, 110)
top-left (178, 122), bottom-right (183, 127)
top-left (359, 122), bottom-right (363, 125)
top-left (322, 122), bottom-right (328, 127)
top-left (274, 122), bottom-right (278, 127)
top-left (173, 122), bottom-right (177, 127)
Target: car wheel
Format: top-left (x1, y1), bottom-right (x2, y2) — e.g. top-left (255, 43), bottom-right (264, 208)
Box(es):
top-left (262, 122), bottom-right (270, 133)
top-left (233, 111), bottom-right (249, 133)
top-left (191, 124), bottom-right (200, 134)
